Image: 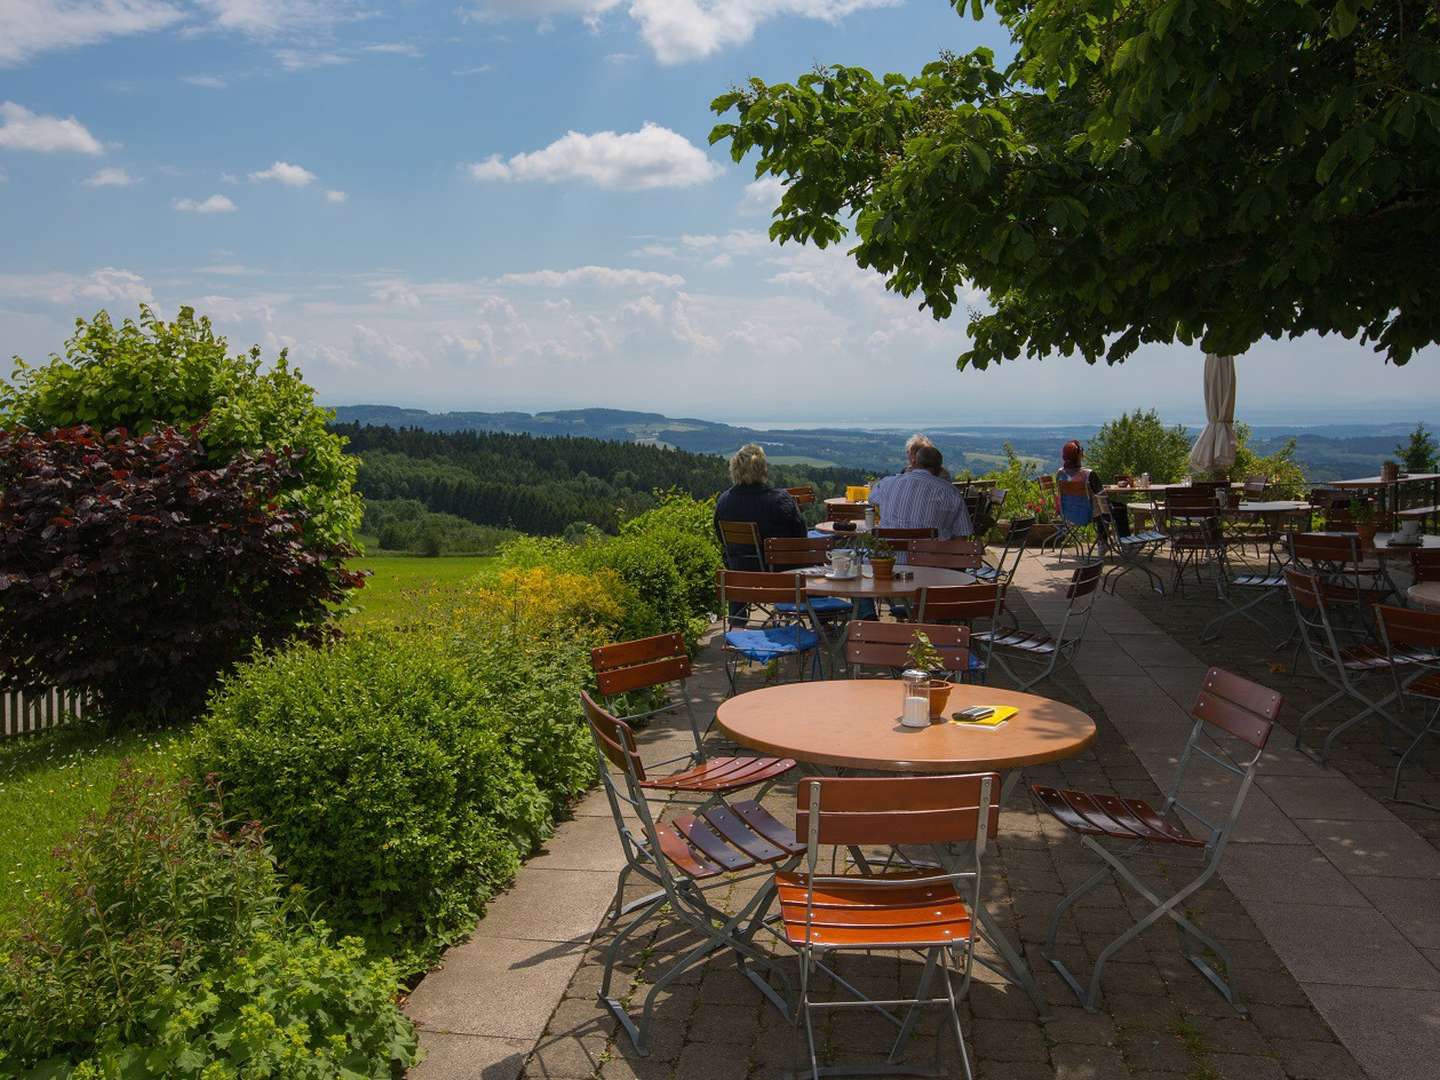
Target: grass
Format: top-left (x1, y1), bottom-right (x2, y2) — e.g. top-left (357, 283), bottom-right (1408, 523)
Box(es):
top-left (347, 553), bottom-right (497, 629)
top-left (0, 724), bottom-right (193, 930)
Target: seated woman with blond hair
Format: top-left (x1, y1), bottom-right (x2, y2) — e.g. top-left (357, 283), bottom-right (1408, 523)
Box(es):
top-left (713, 443), bottom-right (805, 571)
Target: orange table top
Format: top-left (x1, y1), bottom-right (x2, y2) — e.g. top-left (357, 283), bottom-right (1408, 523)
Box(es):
top-left (716, 680), bottom-right (1097, 774)
top-left (804, 565), bottom-right (975, 599)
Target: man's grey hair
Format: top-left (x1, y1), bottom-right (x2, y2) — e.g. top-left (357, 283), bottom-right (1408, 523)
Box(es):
top-left (905, 433), bottom-right (935, 464)
top-left (730, 443), bottom-right (769, 485)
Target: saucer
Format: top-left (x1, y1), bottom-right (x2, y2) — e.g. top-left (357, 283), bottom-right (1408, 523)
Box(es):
top-left (824, 571), bottom-right (858, 580)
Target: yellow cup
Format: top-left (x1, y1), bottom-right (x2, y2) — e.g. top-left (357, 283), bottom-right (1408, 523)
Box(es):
top-left (846, 485), bottom-right (871, 503)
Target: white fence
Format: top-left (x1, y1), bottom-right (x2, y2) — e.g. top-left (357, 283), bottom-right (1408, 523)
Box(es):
top-left (2, 688), bottom-right (84, 739)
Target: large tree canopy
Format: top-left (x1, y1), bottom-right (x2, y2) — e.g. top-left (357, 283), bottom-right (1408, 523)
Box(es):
top-left (710, 0), bottom-right (1439, 369)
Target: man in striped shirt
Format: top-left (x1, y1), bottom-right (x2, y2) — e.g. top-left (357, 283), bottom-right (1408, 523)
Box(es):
top-left (871, 444), bottom-right (973, 540)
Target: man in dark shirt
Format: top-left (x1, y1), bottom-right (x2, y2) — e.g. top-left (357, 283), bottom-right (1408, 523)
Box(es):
top-left (713, 443), bottom-right (806, 571)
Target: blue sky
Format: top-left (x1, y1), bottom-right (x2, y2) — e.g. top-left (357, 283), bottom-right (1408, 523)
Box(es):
top-left (0, 0), bottom-right (1434, 427)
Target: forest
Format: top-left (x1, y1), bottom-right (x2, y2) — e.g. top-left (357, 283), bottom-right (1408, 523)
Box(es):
top-left (334, 423), bottom-right (859, 551)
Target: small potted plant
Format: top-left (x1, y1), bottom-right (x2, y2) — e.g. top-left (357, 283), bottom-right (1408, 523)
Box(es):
top-left (907, 632), bottom-right (952, 719)
top-left (1348, 497), bottom-right (1379, 548)
top-left (867, 535), bottom-right (896, 577)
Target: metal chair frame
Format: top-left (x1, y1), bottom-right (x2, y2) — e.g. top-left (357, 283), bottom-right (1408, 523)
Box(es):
top-left (1035, 667), bottom-right (1282, 1013)
top-left (970, 562), bottom-right (1103, 692)
top-left (974, 517), bottom-right (1033, 588)
top-left (1284, 569), bottom-right (1415, 760)
top-left (1163, 491), bottom-right (1225, 596)
top-left (717, 570), bottom-right (824, 692)
top-left (1095, 503), bottom-right (1167, 595)
top-left (582, 691), bottom-right (802, 1054)
top-left (780, 773), bottom-right (998, 1080)
top-left (1376, 605), bottom-right (1440, 810)
top-left (1200, 541), bottom-right (1291, 646)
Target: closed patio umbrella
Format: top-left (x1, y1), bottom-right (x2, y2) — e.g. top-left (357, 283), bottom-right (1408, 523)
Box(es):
top-left (1188, 353), bottom-right (1237, 475)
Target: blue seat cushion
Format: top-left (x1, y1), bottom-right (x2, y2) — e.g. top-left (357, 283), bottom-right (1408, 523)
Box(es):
top-left (776, 597), bottom-right (852, 615)
top-left (725, 626), bottom-right (820, 662)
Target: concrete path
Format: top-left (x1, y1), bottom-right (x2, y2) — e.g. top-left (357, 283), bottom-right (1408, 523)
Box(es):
top-left (405, 635), bottom-right (729, 1080)
top-left (1013, 552), bottom-right (1440, 1080)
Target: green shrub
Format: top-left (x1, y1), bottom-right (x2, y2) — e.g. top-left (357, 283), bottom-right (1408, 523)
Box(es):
top-left (0, 306), bottom-right (361, 544)
top-left (0, 768), bottom-right (417, 1077)
top-left (1227, 424), bottom-right (1308, 499)
top-left (1088, 409), bottom-right (1192, 483)
top-left (580, 531), bottom-right (691, 643)
top-left (982, 443), bottom-right (1044, 524)
top-left (191, 633), bottom-right (552, 971)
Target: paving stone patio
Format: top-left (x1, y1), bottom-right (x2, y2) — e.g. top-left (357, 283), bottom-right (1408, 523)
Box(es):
top-left (406, 547), bottom-right (1440, 1080)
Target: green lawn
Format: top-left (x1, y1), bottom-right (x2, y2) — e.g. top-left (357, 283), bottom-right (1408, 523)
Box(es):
top-left (0, 725), bottom-right (193, 930)
top-left (347, 553), bottom-right (497, 629)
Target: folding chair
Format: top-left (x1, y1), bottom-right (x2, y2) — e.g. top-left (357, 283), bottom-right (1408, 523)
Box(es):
top-left (582, 692), bottom-right (802, 1053)
top-left (973, 517), bottom-right (1033, 586)
top-left (1200, 545), bottom-right (1289, 644)
top-left (846, 622), bottom-right (971, 680)
top-left (828, 502), bottom-right (868, 522)
top-left (1376, 605), bottom-right (1440, 809)
top-left (971, 562), bottom-right (1103, 691)
top-left (717, 570), bottom-right (823, 692)
top-left (1290, 532), bottom-right (1395, 614)
top-left (1052, 478), bottom-right (1099, 557)
top-left (875, 527), bottom-right (939, 555)
top-left (786, 485), bottom-right (817, 508)
top-left (718, 519), bottom-right (766, 571)
top-left (1163, 489), bottom-right (1224, 595)
top-left (592, 633), bottom-right (709, 768)
top-left (779, 773), bottom-right (1000, 1079)
top-left (1285, 569), bottom-right (1417, 760)
top-left (1033, 667), bottom-right (1284, 1013)
top-left (766, 535), bottom-right (853, 620)
top-left (1096, 501), bottom-right (1166, 595)
top-left (913, 581), bottom-right (1007, 683)
top-left (1242, 475), bottom-right (1269, 500)
top-left (908, 538), bottom-right (984, 572)
top-left (1036, 475), bottom-right (1061, 554)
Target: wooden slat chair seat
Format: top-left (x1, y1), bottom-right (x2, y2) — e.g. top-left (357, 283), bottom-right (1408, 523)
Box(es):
top-left (972, 563), bottom-right (1104, 692)
top-left (582, 691), bottom-right (800, 1055)
top-left (1285, 569), bottom-right (1412, 760)
top-left (1033, 667), bottom-right (1282, 1014)
top-left (779, 773), bottom-right (1000, 1079)
top-left (1377, 605), bottom-right (1440, 810)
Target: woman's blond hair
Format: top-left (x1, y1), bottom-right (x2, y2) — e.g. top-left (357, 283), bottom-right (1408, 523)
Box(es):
top-left (729, 443), bottom-right (769, 485)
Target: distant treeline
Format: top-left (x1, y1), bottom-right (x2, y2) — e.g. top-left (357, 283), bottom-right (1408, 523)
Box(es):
top-left (332, 423), bottom-right (859, 536)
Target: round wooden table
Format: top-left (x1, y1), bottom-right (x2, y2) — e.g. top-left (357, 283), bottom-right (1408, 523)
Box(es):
top-left (805, 564), bottom-right (974, 601)
top-left (717, 679), bottom-right (1096, 1015)
top-left (1408, 582), bottom-right (1440, 611)
top-left (1228, 500), bottom-right (1310, 515)
top-left (716, 679), bottom-right (1096, 774)
top-left (813, 520), bottom-right (870, 535)
top-left (1369, 532), bottom-right (1440, 554)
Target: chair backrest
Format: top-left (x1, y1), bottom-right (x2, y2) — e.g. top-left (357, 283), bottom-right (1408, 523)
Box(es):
top-left (716, 569), bottom-right (805, 608)
top-left (1377, 604), bottom-right (1440, 652)
top-left (1243, 476), bottom-right (1269, 498)
top-left (874, 526), bottom-right (937, 553)
top-left (1414, 549), bottom-right (1440, 584)
top-left (1290, 531), bottom-right (1361, 567)
top-left (581, 689), bottom-right (646, 782)
top-left (908, 537), bottom-right (984, 570)
top-left (590, 633), bottom-right (690, 697)
top-left (963, 492), bottom-right (986, 522)
top-left (718, 518), bottom-right (763, 554)
top-left (1190, 667), bottom-right (1281, 750)
top-left (1166, 488), bottom-right (1218, 517)
top-left (828, 502), bottom-right (868, 522)
top-left (765, 535), bottom-right (831, 569)
top-left (915, 581), bottom-right (1004, 622)
top-left (1004, 516), bottom-right (1035, 546)
top-left (845, 621), bottom-right (970, 674)
top-left (1066, 561), bottom-right (1104, 600)
top-left (1057, 477), bottom-right (1094, 525)
top-left (1190, 480), bottom-right (1230, 495)
top-left (797, 773), bottom-right (1000, 849)
top-left (785, 485), bottom-right (816, 507)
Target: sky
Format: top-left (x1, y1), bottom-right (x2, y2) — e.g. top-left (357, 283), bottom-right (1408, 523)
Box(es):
top-left (0, 0), bottom-right (1434, 428)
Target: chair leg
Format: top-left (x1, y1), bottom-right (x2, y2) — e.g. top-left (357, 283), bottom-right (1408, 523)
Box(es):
top-left (939, 947), bottom-right (975, 1080)
top-left (1389, 702), bottom-right (1440, 810)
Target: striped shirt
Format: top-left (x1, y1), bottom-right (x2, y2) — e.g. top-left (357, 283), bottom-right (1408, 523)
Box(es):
top-left (870, 468), bottom-right (973, 540)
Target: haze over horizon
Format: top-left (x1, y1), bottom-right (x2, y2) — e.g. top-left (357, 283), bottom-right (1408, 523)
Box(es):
top-left (2, 1), bottom-right (1435, 424)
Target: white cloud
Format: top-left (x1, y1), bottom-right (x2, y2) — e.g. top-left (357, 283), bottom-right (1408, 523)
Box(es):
top-left (0, 102), bottom-right (103, 154)
top-left (273, 48), bottom-right (351, 71)
top-left (183, 74), bottom-right (227, 88)
top-left (605, 51), bottom-right (635, 63)
top-left (363, 42), bottom-right (422, 57)
top-left (174, 193), bottom-right (237, 213)
top-left (196, 0), bottom-right (365, 36)
top-left (324, 188), bottom-right (347, 203)
top-left (467, 123), bottom-right (719, 191)
top-left (0, 1), bottom-right (185, 68)
top-left (0, 266), bottom-right (153, 306)
top-left (468, 0), bottom-right (896, 63)
top-left (83, 166), bottom-right (137, 187)
top-left (452, 64), bottom-right (493, 75)
top-left (249, 160), bottom-right (317, 187)
top-left (740, 175), bottom-right (785, 214)
top-left (196, 262), bottom-right (253, 274)
top-left (497, 266), bottom-right (685, 290)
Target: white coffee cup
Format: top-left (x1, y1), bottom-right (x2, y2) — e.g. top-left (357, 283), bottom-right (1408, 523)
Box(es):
top-left (1400, 520), bottom-right (1422, 543)
top-left (828, 551), bottom-right (853, 577)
